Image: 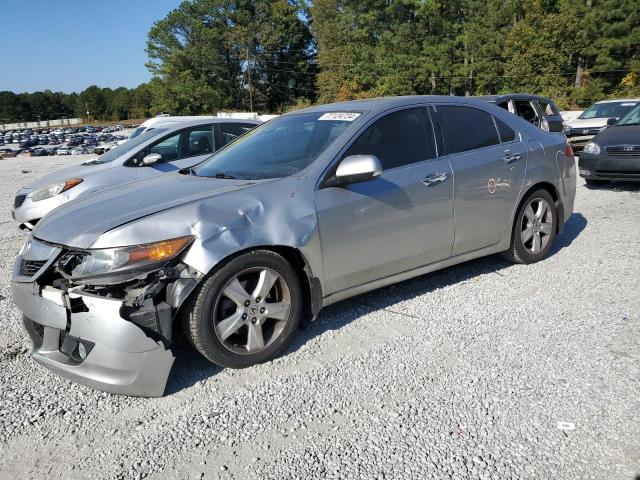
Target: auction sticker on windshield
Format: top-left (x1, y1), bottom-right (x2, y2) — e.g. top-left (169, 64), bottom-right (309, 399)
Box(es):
top-left (318, 112), bottom-right (361, 121)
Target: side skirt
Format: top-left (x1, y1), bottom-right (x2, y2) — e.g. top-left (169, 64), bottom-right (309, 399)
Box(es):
top-left (321, 242), bottom-right (508, 307)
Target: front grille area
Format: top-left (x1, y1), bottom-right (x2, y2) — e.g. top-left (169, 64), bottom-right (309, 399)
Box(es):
top-left (14, 194), bottom-right (27, 208)
top-left (19, 259), bottom-right (47, 276)
top-left (569, 127), bottom-right (604, 136)
top-left (604, 145), bottom-right (640, 156)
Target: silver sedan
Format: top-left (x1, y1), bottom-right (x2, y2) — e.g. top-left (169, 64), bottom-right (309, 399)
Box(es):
top-left (12, 96), bottom-right (576, 396)
top-left (11, 118), bottom-right (260, 230)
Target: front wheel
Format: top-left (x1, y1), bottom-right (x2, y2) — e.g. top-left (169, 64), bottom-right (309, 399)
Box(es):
top-left (501, 189), bottom-right (557, 264)
top-left (184, 250), bottom-right (302, 368)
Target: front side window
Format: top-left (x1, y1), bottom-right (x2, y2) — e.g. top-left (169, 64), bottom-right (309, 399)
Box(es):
top-left (220, 123), bottom-right (254, 146)
top-left (438, 105), bottom-right (500, 154)
top-left (194, 113), bottom-right (358, 179)
top-left (133, 126), bottom-right (214, 165)
top-left (186, 128), bottom-right (213, 156)
top-left (88, 128), bottom-right (167, 165)
top-left (513, 100), bottom-right (540, 125)
top-left (344, 107), bottom-right (436, 170)
top-left (150, 133), bottom-right (181, 162)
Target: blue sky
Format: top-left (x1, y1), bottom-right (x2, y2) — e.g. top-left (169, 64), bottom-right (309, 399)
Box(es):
top-left (0, 0), bottom-right (181, 94)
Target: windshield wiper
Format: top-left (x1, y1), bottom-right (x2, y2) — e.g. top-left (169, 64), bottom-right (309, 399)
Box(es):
top-left (178, 167), bottom-right (195, 175)
top-left (213, 172), bottom-right (236, 179)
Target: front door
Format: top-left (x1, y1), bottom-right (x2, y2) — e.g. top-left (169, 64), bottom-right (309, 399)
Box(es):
top-left (435, 104), bottom-right (527, 255)
top-left (315, 107), bottom-right (455, 295)
top-left (133, 125), bottom-right (216, 179)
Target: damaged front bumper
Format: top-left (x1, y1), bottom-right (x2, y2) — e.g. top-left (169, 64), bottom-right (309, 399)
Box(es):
top-left (12, 282), bottom-right (175, 397)
top-left (10, 238), bottom-right (196, 397)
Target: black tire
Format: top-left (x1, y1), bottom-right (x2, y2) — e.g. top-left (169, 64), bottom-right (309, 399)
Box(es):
top-left (501, 189), bottom-right (557, 264)
top-left (585, 179), bottom-right (607, 187)
top-left (183, 249), bottom-right (302, 368)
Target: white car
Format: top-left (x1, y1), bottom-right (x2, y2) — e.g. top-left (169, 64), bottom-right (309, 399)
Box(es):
top-left (565, 98), bottom-right (640, 152)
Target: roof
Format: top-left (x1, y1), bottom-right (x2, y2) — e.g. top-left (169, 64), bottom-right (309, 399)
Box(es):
top-left (289, 95), bottom-right (495, 116)
top-left (474, 93), bottom-right (551, 103)
top-left (594, 98), bottom-right (640, 104)
top-left (151, 118), bottom-right (262, 129)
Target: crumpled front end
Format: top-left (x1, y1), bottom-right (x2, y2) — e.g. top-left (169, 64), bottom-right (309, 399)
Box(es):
top-left (11, 237), bottom-right (199, 397)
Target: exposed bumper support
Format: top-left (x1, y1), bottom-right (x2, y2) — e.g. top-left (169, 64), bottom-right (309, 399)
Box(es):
top-left (13, 281), bottom-right (175, 397)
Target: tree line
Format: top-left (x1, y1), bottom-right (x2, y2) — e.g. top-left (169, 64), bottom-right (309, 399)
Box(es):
top-left (2, 0), bottom-right (639, 123)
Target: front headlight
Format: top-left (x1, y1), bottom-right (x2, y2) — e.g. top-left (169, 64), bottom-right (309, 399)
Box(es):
top-left (583, 142), bottom-right (601, 155)
top-left (63, 236), bottom-right (194, 279)
top-left (29, 178), bottom-right (83, 202)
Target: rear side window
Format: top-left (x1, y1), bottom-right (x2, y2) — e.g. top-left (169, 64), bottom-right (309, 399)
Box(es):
top-left (344, 107), bottom-right (436, 170)
top-left (437, 106), bottom-right (500, 154)
top-left (494, 117), bottom-right (516, 143)
top-left (497, 101), bottom-right (510, 111)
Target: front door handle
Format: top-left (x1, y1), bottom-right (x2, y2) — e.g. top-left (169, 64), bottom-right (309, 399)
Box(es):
top-left (503, 152), bottom-right (522, 164)
top-left (421, 172), bottom-right (449, 186)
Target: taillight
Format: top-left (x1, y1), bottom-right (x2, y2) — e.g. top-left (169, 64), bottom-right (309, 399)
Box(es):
top-left (564, 142), bottom-right (574, 157)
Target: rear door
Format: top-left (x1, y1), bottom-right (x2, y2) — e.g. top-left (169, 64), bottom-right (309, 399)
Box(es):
top-left (435, 104), bottom-right (527, 255)
top-left (315, 106), bottom-right (454, 294)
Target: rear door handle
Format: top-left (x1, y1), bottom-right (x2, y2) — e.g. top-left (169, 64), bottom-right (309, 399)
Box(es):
top-left (503, 152), bottom-right (522, 164)
top-left (421, 172), bottom-right (449, 186)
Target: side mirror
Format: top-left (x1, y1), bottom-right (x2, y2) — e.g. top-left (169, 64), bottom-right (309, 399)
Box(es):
top-left (606, 117), bottom-right (617, 126)
top-left (141, 152), bottom-right (162, 165)
top-left (335, 155), bottom-right (382, 185)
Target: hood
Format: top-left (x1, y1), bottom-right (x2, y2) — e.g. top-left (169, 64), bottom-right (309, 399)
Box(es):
top-left (21, 161), bottom-right (108, 191)
top-left (593, 124), bottom-right (640, 145)
top-left (566, 117), bottom-right (609, 128)
top-left (33, 172), bottom-right (270, 249)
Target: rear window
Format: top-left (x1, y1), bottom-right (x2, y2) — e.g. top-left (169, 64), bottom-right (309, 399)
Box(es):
top-left (494, 117), bottom-right (516, 142)
top-left (438, 105), bottom-right (500, 154)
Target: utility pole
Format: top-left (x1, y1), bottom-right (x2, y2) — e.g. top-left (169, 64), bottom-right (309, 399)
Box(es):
top-left (246, 48), bottom-right (253, 113)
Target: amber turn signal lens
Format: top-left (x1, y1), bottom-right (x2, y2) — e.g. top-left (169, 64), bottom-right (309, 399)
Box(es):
top-left (127, 236), bottom-right (194, 264)
top-left (62, 178), bottom-right (84, 192)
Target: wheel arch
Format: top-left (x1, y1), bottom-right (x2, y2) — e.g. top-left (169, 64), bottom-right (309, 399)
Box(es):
top-left (184, 244), bottom-right (322, 324)
top-left (517, 181), bottom-right (564, 233)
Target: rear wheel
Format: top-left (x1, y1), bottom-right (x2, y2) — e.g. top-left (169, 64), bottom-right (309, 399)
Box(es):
top-left (184, 250), bottom-right (302, 368)
top-left (501, 189), bottom-right (557, 264)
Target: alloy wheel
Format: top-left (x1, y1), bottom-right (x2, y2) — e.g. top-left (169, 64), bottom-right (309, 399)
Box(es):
top-left (213, 267), bottom-right (292, 354)
top-left (520, 197), bottom-right (553, 254)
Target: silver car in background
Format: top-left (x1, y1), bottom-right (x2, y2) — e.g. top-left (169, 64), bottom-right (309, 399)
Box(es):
top-left (12, 96), bottom-right (576, 396)
top-left (11, 118), bottom-right (260, 230)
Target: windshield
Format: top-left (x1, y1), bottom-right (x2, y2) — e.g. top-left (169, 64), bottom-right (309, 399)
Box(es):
top-left (128, 126), bottom-right (149, 139)
top-left (579, 101), bottom-right (639, 119)
top-left (85, 128), bottom-right (167, 164)
top-left (194, 112), bottom-right (360, 179)
top-left (617, 105), bottom-right (640, 125)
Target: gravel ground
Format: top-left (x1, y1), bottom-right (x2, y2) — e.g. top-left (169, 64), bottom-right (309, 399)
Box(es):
top-left (0, 155), bottom-right (638, 480)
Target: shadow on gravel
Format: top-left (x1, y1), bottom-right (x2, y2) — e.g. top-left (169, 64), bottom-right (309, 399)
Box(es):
top-left (584, 181), bottom-right (640, 192)
top-left (165, 212), bottom-right (587, 395)
top-left (548, 212), bottom-right (587, 255)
